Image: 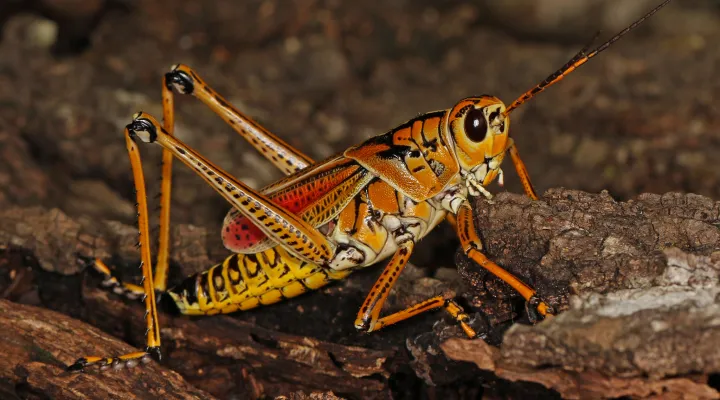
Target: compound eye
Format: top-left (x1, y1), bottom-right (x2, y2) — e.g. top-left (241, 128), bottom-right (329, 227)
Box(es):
top-left (464, 108), bottom-right (488, 142)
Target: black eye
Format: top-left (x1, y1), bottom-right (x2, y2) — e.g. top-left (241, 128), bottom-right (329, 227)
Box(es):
top-left (464, 108), bottom-right (487, 142)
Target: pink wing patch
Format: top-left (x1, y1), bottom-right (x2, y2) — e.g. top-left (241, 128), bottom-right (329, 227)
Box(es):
top-left (222, 214), bottom-right (269, 252)
top-left (221, 161), bottom-right (360, 253)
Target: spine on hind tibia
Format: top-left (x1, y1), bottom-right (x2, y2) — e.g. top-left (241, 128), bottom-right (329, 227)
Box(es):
top-left (166, 247), bottom-right (351, 315)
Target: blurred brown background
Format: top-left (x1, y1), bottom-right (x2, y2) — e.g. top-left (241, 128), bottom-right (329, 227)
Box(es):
top-left (0, 0), bottom-right (718, 266)
top-left (0, 1), bottom-right (719, 398)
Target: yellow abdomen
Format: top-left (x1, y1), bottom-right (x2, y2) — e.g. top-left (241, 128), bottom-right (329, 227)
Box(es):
top-left (167, 246), bottom-right (351, 316)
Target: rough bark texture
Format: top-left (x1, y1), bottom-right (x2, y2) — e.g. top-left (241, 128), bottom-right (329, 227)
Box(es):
top-left (0, 299), bottom-right (215, 400)
top-left (436, 190), bottom-right (720, 399)
top-left (0, 206), bottom-right (440, 399)
top-left (1, 189), bottom-right (719, 398)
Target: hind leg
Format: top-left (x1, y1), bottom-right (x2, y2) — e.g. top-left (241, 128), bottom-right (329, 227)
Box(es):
top-left (68, 129), bottom-right (162, 372)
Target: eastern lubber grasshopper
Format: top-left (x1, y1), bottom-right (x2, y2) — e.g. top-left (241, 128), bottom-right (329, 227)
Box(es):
top-left (68, 0), bottom-right (672, 371)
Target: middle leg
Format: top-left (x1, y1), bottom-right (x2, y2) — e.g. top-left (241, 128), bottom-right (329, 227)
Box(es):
top-left (354, 238), bottom-right (476, 338)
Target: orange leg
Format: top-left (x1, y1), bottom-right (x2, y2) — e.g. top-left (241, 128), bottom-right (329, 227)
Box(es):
top-left (455, 202), bottom-right (553, 317)
top-left (354, 239), bottom-right (476, 338)
top-left (154, 73), bottom-right (176, 291)
top-left (127, 113), bottom-right (335, 266)
top-left (90, 258), bottom-right (146, 299)
top-left (68, 129), bottom-right (161, 371)
top-left (156, 65), bottom-right (316, 289)
top-left (507, 139), bottom-right (539, 201)
top-left (165, 64), bottom-right (313, 175)
top-left (97, 66), bottom-right (317, 294)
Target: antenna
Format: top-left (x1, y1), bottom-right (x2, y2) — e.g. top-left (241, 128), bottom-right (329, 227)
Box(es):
top-left (503, 0), bottom-right (671, 116)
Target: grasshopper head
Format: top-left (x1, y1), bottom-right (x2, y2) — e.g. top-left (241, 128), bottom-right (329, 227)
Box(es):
top-left (447, 96), bottom-right (510, 187)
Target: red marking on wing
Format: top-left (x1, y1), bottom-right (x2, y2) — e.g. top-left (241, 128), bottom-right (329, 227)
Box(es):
top-left (222, 162), bottom-right (359, 252)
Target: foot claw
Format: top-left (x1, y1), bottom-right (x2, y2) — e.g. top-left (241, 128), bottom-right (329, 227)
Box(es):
top-left (146, 346), bottom-right (162, 362)
top-left (66, 350), bottom-right (158, 373)
top-left (66, 358), bottom-right (90, 372)
top-left (459, 321), bottom-right (477, 338)
top-left (526, 294), bottom-right (555, 324)
top-left (75, 254), bottom-right (96, 270)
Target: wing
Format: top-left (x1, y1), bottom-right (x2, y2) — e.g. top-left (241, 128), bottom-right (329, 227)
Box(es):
top-left (222, 155), bottom-right (373, 253)
top-left (343, 110), bottom-right (459, 202)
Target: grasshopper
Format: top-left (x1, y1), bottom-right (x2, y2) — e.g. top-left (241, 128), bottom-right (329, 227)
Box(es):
top-left (68, 0), bottom-right (672, 371)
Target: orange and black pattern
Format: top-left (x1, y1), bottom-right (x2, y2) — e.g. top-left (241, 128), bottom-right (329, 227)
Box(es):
top-left (345, 110), bottom-right (459, 202)
top-left (69, 1), bottom-right (671, 372)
